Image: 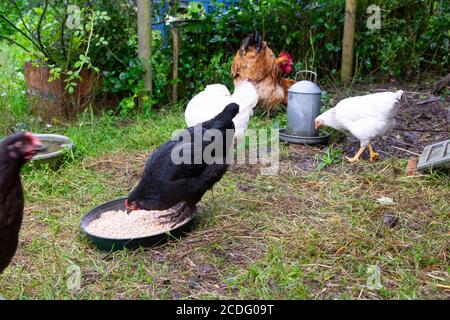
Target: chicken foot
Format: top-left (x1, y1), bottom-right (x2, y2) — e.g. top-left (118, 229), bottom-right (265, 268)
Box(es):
top-left (345, 146), bottom-right (366, 163)
top-left (159, 202), bottom-right (193, 228)
top-left (368, 144), bottom-right (379, 162)
top-left (345, 144), bottom-right (379, 163)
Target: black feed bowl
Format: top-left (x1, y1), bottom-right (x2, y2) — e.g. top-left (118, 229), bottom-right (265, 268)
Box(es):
top-left (80, 198), bottom-right (197, 251)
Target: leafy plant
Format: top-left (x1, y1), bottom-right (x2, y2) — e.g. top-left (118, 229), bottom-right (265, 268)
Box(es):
top-left (316, 145), bottom-right (343, 170)
top-left (1, 0), bottom-right (449, 114)
top-left (1, 0), bottom-right (138, 104)
top-left (0, 42), bottom-right (29, 136)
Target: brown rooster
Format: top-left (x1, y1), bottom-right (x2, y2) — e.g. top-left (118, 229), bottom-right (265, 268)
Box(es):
top-left (231, 31), bottom-right (295, 113)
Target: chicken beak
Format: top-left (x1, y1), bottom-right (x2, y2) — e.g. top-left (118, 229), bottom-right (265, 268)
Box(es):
top-left (34, 142), bottom-right (47, 153)
top-left (28, 133), bottom-right (47, 153)
top-left (125, 199), bottom-right (132, 214)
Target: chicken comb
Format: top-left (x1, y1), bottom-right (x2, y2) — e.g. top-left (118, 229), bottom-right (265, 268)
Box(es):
top-left (279, 51), bottom-right (293, 62)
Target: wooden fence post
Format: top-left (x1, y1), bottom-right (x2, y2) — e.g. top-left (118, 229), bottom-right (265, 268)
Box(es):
top-left (341, 0), bottom-right (356, 84)
top-left (137, 0), bottom-right (152, 95)
top-left (172, 23), bottom-right (179, 103)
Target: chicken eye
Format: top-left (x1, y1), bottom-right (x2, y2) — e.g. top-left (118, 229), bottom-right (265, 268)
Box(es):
top-left (7, 141), bottom-right (23, 151)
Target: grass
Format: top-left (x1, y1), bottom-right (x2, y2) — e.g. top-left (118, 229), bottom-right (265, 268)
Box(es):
top-left (0, 42), bottom-right (30, 136)
top-left (0, 108), bottom-right (448, 299)
top-left (0, 43), bottom-right (448, 300)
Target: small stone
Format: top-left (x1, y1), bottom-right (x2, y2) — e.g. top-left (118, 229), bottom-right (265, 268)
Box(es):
top-left (197, 264), bottom-right (214, 275)
top-left (188, 275), bottom-right (201, 289)
top-left (383, 213), bottom-right (399, 228)
top-left (377, 197), bottom-right (396, 206)
top-left (152, 251), bottom-right (167, 262)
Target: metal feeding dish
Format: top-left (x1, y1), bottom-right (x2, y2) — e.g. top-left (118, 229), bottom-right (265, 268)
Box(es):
top-left (80, 198), bottom-right (197, 251)
top-left (31, 134), bottom-right (74, 161)
top-left (417, 139), bottom-right (450, 171)
top-left (279, 128), bottom-right (330, 145)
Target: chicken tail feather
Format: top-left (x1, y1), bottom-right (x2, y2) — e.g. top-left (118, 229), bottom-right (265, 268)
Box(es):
top-left (240, 31), bottom-right (263, 53)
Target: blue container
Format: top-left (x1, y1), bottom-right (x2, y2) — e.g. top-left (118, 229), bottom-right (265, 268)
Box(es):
top-left (152, 0), bottom-right (240, 41)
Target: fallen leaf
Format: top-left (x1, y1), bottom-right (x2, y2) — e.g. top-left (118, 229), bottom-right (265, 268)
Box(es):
top-left (406, 156), bottom-right (419, 176)
top-left (376, 197), bottom-right (396, 205)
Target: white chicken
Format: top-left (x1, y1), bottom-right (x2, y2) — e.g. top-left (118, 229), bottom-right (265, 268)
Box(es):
top-left (185, 80), bottom-right (259, 137)
top-left (315, 90), bottom-right (404, 162)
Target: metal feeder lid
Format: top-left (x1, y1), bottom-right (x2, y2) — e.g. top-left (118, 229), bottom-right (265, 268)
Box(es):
top-left (288, 80), bottom-right (321, 94)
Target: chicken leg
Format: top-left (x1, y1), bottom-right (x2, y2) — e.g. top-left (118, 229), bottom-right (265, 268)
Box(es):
top-left (368, 144), bottom-right (379, 162)
top-left (345, 146), bottom-right (366, 163)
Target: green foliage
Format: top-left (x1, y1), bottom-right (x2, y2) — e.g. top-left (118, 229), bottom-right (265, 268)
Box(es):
top-left (0, 42), bottom-right (30, 136)
top-left (174, 0), bottom-right (449, 95)
top-left (316, 145), bottom-right (344, 170)
top-left (1, 0), bottom-right (140, 112)
top-left (355, 0), bottom-right (450, 79)
top-left (1, 0), bottom-right (449, 115)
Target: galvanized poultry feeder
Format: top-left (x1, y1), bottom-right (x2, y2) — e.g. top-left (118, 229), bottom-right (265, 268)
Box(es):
top-left (279, 71), bottom-right (330, 145)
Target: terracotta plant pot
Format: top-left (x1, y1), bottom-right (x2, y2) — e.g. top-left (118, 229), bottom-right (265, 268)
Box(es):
top-left (24, 61), bottom-right (100, 122)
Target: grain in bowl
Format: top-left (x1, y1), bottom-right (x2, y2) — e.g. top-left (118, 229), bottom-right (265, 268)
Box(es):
top-left (85, 208), bottom-right (190, 239)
